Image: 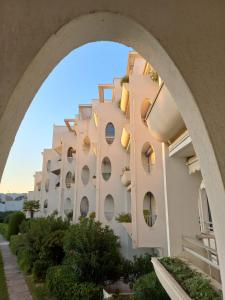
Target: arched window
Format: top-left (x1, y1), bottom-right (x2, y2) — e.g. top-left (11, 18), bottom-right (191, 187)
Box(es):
top-left (143, 192), bottom-right (157, 227)
top-left (64, 197), bottom-right (73, 218)
top-left (141, 143), bottom-right (155, 173)
top-left (80, 196), bottom-right (89, 217)
top-left (81, 165), bottom-right (90, 185)
top-left (105, 122), bottom-right (115, 144)
top-left (65, 171), bottom-right (75, 188)
top-left (104, 194), bottom-right (114, 221)
top-left (67, 147), bottom-right (75, 162)
top-left (101, 157), bottom-right (111, 181)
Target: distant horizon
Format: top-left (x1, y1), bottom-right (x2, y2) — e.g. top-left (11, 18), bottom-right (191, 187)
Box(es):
top-left (0, 42), bottom-right (132, 193)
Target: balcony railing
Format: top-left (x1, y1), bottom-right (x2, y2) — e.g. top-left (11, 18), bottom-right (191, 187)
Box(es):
top-left (182, 235), bottom-right (220, 281)
top-left (144, 213), bottom-right (157, 227)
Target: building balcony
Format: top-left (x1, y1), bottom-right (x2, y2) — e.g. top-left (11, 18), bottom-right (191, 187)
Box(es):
top-left (51, 159), bottom-right (61, 175)
top-left (152, 258), bottom-right (192, 300)
top-left (182, 235), bottom-right (220, 282)
top-left (146, 84), bottom-right (186, 144)
top-left (120, 84), bottom-right (129, 115)
top-left (121, 169), bottom-right (131, 187)
top-left (121, 125), bottom-right (130, 151)
top-left (152, 256), bottom-right (222, 300)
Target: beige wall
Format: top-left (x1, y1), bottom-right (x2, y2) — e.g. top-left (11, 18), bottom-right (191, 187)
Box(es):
top-left (128, 71), bottom-right (168, 253)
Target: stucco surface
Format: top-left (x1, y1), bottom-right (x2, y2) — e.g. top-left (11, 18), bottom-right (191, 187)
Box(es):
top-left (0, 0), bottom-right (225, 295)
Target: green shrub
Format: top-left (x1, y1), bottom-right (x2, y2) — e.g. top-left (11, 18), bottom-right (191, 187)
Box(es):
top-left (32, 260), bottom-right (50, 281)
top-left (0, 223), bottom-right (8, 240)
top-left (12, 216), bottom-right (69, 279)
top-left (0, 211), bottom-right (14, 223)
top-left (0, 250), bottom-right (9, 300)
top-left (122, 254), bottom-right (154, 284)
top-left (116, 213), bottom-right (131, 223)
top-left (7, 211), bottom-right (25, 239)
top-left (10, 234), bottom-right (26, 255)
top-left (17, 248), bottom-right (35, 273)
top-left (46, 265), bottom-right (103, 300)
top-left (133, 272), bottom-right (169, 300)
top-left (63, 217), bottom-right (122, 284)
top-left (39, 229), bottom-right (65, 265)
top-left (160, 257), bottom-right (222, 300)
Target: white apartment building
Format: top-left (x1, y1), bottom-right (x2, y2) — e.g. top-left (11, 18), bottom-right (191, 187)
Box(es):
top-left (28, 52), bottom-right (220, 286)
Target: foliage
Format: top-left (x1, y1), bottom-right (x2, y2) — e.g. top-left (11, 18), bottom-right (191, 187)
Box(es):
top-left (17, 247), bottom-right (35, 273)
top-left (149, 70), bottom-right (158, 82)
top-left (7, 211), bottom-right (25, 239)
top-left (25, 275), bottom-right (51, 300)
top-left (51, 210), bottom-right (58, 217)
top-left (63, 217), bottom-right (122, 284)
top-left (108, 296), bottom-right (134, 300)
top-left (133, 272), bottom-right (169, 300)
top-left (120, 75), bottom-right (129, 85)
top-left (89, 211), bottom-right (96, 219)
top-left (0, 211), bottom-right (14, 223)
top-left (122, 253), bottom-right (154, 284)
top-left (160, 257), bottom-right (222, 300)
top-left (10, 234), bottom-right (26, 255)
top-left (0, 223), bottom-right (8, 240)
top-left (66, 211), bottom-right (73, 221)
top-left (11, 216), bottom-right (69, 279)
top-left (143, 210), bottom-right (150, 224)
top-left (33, 260), bottom-right (50, 281)
top-left (23, 200), bottom-right (40, 218)
top-left (46, 265), bottom-right (103, 300)
top-left (116, 213), bottom-right (132, 223)
top-left (0, 250), bottom-right (9, 300)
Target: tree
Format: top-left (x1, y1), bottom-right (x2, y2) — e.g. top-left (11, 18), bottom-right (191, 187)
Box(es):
top-left (63, 217), bottom-right (122, 284)
top-left (23, 200), bottom-right (40, 218)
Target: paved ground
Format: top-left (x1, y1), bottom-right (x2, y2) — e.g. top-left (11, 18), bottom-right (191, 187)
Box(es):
top-left (0, 234), bottom-right (32, 300)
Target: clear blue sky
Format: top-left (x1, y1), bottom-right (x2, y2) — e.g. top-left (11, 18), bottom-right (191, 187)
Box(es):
top-left (0, 42), bottom-right (132, 193)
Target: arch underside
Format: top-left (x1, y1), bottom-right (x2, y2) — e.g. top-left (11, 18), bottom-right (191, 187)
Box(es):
top-left (0, 2), bottom-right (225, 294)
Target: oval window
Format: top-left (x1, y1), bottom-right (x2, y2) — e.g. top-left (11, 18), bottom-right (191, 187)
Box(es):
top-left (80, 196), bottom-right (89, 217)
top-left (81, 165), bottom-right (90, 185)
top-left (101, 157), bottom-right (111, 181)
top-left (143, 192), bottom-right (157, 227)
top-left (105, 122), bottom-right (115, 144)
top-left (104, 194), bottom-right (114, 221)
top-left (65, 171), bottom-right (75, 188)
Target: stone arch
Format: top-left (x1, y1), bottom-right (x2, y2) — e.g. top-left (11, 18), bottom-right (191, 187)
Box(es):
top-left (0, 10), bottom-right (225, 293)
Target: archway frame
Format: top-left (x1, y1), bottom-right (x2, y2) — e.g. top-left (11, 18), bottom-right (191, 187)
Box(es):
top-left (1, 11), bottom-right (225, 293)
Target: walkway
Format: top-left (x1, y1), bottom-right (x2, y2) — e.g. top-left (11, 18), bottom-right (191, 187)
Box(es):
top-left (0, 235), bottom-right (32, 300)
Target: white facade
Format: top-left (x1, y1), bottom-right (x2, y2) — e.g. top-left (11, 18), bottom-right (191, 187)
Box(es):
top-left (28, 52), bottom-right (220, 282)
